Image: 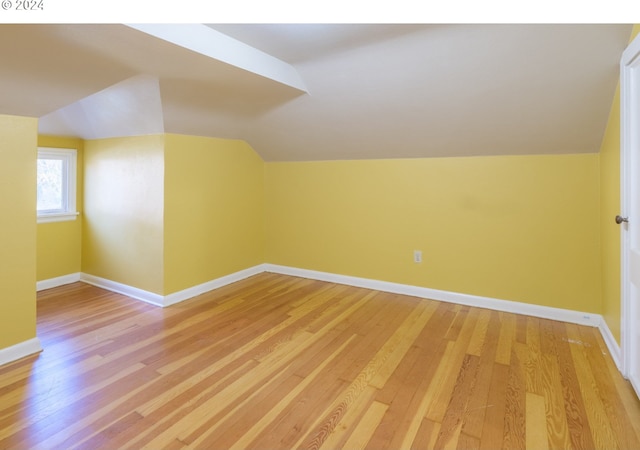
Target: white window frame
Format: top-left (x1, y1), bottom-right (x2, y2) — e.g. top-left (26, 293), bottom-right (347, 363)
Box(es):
top-left (37, 147), bottom-right (78, 223)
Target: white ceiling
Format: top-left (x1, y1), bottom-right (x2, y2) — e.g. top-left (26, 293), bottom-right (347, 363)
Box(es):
top-left (0, 24), bottom-right (632, 161)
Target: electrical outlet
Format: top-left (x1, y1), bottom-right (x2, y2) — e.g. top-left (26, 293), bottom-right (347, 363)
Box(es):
top-left (414, 250), bottom-right (422, 263)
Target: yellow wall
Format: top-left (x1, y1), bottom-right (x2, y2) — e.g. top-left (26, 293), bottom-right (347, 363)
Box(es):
top-left (163, 134), bottom-right (264, 294)
top-left (82, 135), bottom-right (165, 294)
top-left (266, 154), bottom-right (601, 312)
top-left (599, 24), bottom-right (640, 343)
top-left (36, 135), bottom-right (83, 281)
top-left (0, 115), bottom-right (38, 349)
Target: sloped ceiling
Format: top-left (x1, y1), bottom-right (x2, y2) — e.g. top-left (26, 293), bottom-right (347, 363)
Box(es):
top-left (0, 23), bottom-right (633, 161)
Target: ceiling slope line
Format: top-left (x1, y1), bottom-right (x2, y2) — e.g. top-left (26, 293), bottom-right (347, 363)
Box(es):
top-left (125, 23), bottom-right (308, 93)
top-left (38, 74), bottom-right (165, 140)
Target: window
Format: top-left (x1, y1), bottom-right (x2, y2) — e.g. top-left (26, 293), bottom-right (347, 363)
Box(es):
top-left (37, 147), bottom-right (78, 223)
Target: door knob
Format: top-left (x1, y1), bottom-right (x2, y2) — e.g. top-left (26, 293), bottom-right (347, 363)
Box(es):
top-left (616, 215), bottom-right (629, 224)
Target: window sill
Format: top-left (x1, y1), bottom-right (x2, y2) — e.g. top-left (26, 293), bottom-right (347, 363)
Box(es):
top-left (37, 212), bottom-right (79, 224)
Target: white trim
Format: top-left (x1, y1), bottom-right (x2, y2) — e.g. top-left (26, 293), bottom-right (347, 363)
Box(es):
top-left (56, 264), bottom-right (626, 379)
top-left (264, 264), bottom-right (603, 328)
top-left (37, 211), bottom-right (79, 224)
top-left (264, 265), bottom-right (629, 372)
top-left (164, 264), bottom-right (267, 306)
top-left (79, 264), bottom-right (268, 308)
top-left (620, 32), bottom-right (640, 383)
top-left (598, 318), bottom-right (623, 371)
top-left (80, 273), bottom-right (165, 307)
top-left (0, 338), bottom-right (42, 368)
top-left (37, 147), bottom-right (77, 222)
top-left (37, 272), bottom-right (81, 292)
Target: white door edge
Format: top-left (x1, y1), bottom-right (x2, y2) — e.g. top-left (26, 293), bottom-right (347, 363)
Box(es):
top-left (620, 32), bottom-right (640, 386)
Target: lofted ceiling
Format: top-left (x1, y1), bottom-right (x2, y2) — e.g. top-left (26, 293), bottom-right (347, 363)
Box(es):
top-left (0, 23), bottom-right (633, 161)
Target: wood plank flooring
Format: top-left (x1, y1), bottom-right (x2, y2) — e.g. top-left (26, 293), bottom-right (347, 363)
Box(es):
top-left (1, 273), bottom-right (639, 449)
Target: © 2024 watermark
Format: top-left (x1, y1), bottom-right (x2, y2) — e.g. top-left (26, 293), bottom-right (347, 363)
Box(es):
top-left (1, 0), bottom-right (43, 10)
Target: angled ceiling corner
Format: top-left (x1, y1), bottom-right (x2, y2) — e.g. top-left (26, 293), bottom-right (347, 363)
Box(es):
top-left (38, 74), bottom-right (165, 140)
top-left (125, 23), bottom-right (307, 93)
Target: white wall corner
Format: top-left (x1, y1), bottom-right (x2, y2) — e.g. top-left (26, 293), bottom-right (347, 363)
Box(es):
top-left (37, 272), bottom-right (82, 292)
top-left (0, 338), bottom-right (42, 368)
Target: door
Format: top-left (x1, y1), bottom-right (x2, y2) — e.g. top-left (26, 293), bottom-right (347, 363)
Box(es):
top-left (620, 33), bottom-right (640, 399)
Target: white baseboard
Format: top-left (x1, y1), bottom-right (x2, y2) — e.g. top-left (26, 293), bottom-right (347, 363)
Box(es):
top-left (39, 264), bottom-right (627, 379)
top-left (80, 273), bottom-right (165, 307)
top-left (164, 264), bottom-right (267, 306)
top-left (80, 264), bottom-right (267, 308)
top-left (266, 264), bottom-right (631, 373)
top-left (54, 264), bottom-right (612, 334)
top-left (264, 264), bottom-right (603, 328)
top-left (0, 337), bottom-right (42, 367)
top-left (37, 273), bottom-right (81, 292)
top-left (598, 318), bottom-right (623, 371)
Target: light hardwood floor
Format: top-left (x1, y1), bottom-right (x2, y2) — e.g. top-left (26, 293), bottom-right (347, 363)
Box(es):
top-left (1, 273), bottom-right (639, 449)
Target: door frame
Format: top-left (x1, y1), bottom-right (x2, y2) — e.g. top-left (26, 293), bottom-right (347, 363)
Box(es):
top-left (620, 32), bottom-right (640, 389)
